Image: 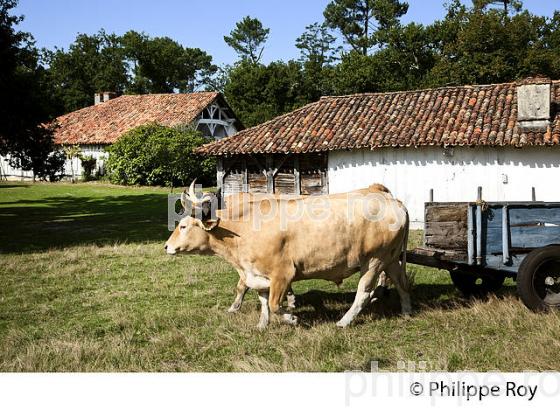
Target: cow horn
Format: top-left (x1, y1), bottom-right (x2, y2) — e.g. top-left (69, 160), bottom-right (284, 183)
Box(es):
top-left (180, 191), bottom-right (189, 210)
top-left (189, 179), bottom-right (197, 202)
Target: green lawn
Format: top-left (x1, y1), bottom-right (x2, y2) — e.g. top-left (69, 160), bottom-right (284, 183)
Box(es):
top-left (1, 182), bottom-right (559, 371)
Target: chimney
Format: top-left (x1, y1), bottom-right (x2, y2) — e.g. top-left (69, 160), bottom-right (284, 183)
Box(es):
top-left (94, 91), bottom-right (118, 105)
top-left (516, 76), bottom-right (552, 131)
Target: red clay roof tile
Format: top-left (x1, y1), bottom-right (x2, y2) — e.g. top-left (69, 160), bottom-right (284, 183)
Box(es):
top-left (53, 92), bottom-right (219, 145)
top-left (197, 80), bottom-right (560, 156)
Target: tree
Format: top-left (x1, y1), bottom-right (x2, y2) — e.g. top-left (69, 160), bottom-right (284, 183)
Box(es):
top-left (224, 60), bottom-right (308, 127)
top-left (106, 124), bottom-right (215, 187)
top-left (323, 0), bottom-right (409, 55)
top-left (473, 0), bottom-right (523, 15)
top-left (62, 144), bottom-right (82, 182)
top-left (0, 0), bottom-right (60, 180)
top-left (296, 22), bottom-right (341, 67)
top-left (224, 16), bottom-right (270, 63)
top-left (122, 31), bottom-right (216, 94)
top-left (425, 0), bottom-right (557, 86)
top-left (204, 65), bottom-right (232, 93)
top-left (44, 30), bottom-right (128, 113)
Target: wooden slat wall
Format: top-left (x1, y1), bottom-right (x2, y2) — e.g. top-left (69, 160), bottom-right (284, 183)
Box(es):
top-left (424, 203), bottom-right (468, 251)
top-left (222, 153), bottom-right (328, 196)
top-left (301, 174), bottom-right (325, 195)
top-left (275, 173), bottom-right (296, 194)
top-left (274, 155), bottom-right (296, 194)
top-left (246, 155), bottom-right (267, 193)
top-left (248, 173), bottom-right (267, 193)
top-left (300, 153), bottom-right (328, 196)
top-left (224, 172), bottom-right (243, 193)
top-left (223, 157), bottom-right (244, 193)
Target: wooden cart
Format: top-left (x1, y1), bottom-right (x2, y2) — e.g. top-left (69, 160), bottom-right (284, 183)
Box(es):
top-left (407, 191), bottom-right (560, 311)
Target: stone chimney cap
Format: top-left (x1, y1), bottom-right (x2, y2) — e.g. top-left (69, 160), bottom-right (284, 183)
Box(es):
top-left (516, 76), bottom-right (552, 86)
top-left (94, 91), bottom-right (118, 105)
top-left (516, 78), bottom-right (551, 131)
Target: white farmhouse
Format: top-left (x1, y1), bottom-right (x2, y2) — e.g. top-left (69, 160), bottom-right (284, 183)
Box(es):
top-left (0, 92), bottom-right (241, 180)
top-left (197, 77), bottom-right (560, 227)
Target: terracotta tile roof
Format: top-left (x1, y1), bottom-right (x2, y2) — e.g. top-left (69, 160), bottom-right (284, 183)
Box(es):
top-left (197, 79), bottom-right (560, 156)
top-left (53, 92), bottom-right (220, 145)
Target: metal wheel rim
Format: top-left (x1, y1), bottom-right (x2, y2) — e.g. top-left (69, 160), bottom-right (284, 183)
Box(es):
top-left (532, 258), bottom-right (560, 306)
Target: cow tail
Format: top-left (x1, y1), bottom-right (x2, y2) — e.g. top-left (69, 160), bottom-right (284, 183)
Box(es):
top-left (400, 208), bottom-right (414, 292)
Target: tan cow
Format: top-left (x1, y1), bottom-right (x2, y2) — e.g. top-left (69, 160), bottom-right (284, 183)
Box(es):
top-left (166, 182), bottom-right (411, 328)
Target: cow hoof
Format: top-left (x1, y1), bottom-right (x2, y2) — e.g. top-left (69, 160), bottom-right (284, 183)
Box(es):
top-left (286, 294), bottom-right (297, 310)
top-left (336, 319), bottom-right (350, 328)
top-left (282, 313), bottom-right (298, 325)
top-left (257, 321), bottom-right (268, 330)
top-left (227, 304), bottom-right (241, 313)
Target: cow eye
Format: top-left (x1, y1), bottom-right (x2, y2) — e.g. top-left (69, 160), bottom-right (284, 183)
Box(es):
top-left (179, 225), bottom-right (186, 230)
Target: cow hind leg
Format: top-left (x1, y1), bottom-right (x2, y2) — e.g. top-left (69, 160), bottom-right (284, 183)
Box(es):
top-left (336, 259), bottom-right (383, 328)
top-left (385, 261), bottom-right (412, 316)
top-left (228, 278), bottom-right (249, 313)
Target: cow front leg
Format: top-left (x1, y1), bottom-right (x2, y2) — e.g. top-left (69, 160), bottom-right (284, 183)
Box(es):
top-left (370, 271), bottom-right (388, 303)
top-left (286, 286), bottom-right (296, 310)
top-left (228, 278), bottom-right (249, 313)
top-left (337, 259), bottom-right (383, 328)
top-left (257, 291), bottom-right (270, 330)
top-left (269, 275), bottom-right (298, 326)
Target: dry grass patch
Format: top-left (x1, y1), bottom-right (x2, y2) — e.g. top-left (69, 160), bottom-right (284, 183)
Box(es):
top-left (2, 183), bottom-right (559, 372)
top-left (2, 242), bottom-right (560, 372)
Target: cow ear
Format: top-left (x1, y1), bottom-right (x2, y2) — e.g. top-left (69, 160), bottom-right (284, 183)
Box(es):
top-left (194, 218), bottom-right (220, 231)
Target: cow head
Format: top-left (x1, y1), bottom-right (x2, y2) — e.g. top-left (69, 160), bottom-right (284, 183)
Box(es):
top-left (165, 180), bottom-right (220, 255)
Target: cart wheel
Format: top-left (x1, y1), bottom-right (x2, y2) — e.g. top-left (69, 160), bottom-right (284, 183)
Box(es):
top-left (517, 245), bottom-right (560, 312)
top-left (449, 270), bottom-right (505, 297)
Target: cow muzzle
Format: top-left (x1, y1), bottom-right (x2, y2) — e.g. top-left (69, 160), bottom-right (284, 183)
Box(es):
top-left (165, 244), bottom-right (177, 255)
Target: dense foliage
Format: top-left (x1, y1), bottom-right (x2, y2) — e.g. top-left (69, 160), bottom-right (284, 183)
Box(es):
top-left (220, 0), bottom-right (560, 126)
top-left (223, 16), bottom-right (270, 64)
top-left (1, 0), bottom-right (559, 183)
top-left (0, 0), bottom-right (60, 180)
top-left (106, 124), bottom-right (215, 187)
top-left (45, 29), bottom-right (216, 113)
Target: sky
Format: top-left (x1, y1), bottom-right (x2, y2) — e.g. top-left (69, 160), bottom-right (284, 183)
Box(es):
top-left (14, 0), bottom-right (560, 67)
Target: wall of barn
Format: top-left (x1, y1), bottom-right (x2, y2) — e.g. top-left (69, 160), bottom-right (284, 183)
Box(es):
top-left (220, 153), bottom-right (328, 195)
top-left (0, 144), bottom-right (107, 181)
top-left (328, 146), bottom-right (560, 229)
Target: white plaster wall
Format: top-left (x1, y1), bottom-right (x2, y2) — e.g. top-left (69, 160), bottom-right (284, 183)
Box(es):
top-left (328, 146), bottom-right (560, 228)
top-left (0, 144), bottom-right (108, 180)
top-left (64, 144), bottom-right (108, 178)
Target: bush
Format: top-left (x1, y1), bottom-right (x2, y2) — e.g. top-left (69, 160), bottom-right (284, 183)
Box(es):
top-left (106, 123), bottom-right (215, 187)
top-left (80, 155), bottom-right (97, 181)
top-left (36, 150), bottom-right (66, 182)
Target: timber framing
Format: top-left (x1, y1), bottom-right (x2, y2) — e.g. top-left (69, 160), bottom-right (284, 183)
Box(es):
top-left (217, 152), bottom-right (328, 196)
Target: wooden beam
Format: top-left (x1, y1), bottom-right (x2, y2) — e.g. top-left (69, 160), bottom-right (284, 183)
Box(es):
top-left (294, 156), bottom-right (301, 195)
top-left (216, 157), bottom-right (224, 192)
top-left (324, 153), bottom-right (329, 194)
top-left (271, 154), bottom-right (290, 177)
top-left (241, 157), bottom-right (248, 193)
top-left (266, 155), bottom-right (274, 194)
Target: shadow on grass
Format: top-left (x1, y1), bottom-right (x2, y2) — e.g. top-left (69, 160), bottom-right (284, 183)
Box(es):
top-left (0, 184), bottom-right (29, 189)
top-left (0, 193), bottom-right (172, 253)
top-left (293, 283), bottom-right (519, 325)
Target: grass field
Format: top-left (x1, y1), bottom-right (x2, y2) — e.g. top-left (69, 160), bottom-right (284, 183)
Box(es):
top-left (1, 182), bottom-right (560, 372)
